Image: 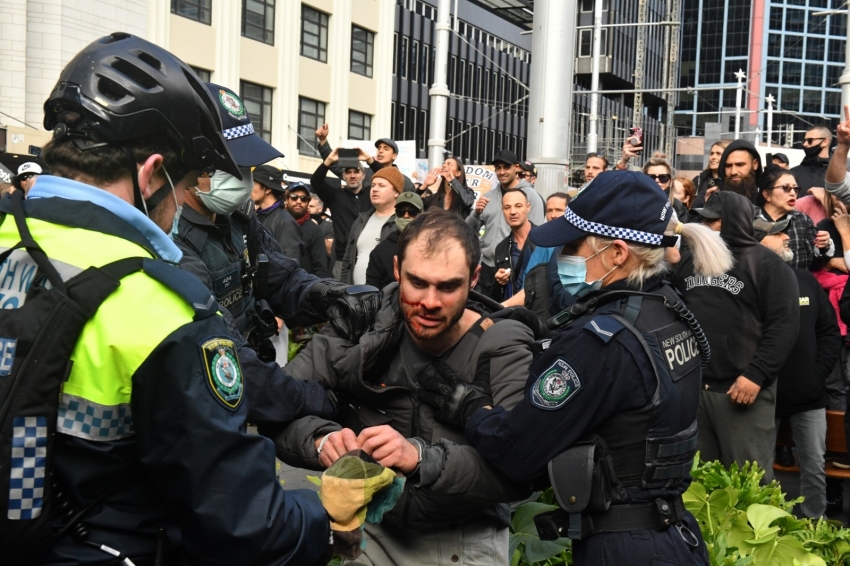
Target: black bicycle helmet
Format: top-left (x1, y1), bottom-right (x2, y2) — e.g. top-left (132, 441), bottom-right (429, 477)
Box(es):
top-left (43, 32), bottom-right (240, 178)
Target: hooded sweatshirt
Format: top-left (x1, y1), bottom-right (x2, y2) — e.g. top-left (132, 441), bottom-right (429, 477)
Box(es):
top-left (691, 140), bottom-right (763, 209)
top-left (674, 191), bottom-right (800, 391)
top-left (791, 154), bottom-right (829, 195)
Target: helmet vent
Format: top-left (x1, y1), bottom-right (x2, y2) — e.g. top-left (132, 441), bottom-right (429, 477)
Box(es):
top-left (135, 50), bottom-right (163, 72)
top-left (97, 75), bottom-right (130, 101)
top-left (111, 58), bottom-right (158, 89)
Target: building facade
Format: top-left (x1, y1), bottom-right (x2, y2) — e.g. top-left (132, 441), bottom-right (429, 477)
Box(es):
top-left (676, 0), bottom-right (844, 163)
top-left (0, 0), bottom-right (397, 173)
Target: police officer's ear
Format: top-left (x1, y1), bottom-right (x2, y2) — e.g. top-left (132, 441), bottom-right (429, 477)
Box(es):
top-left (609, 239), bottom-right (631, 267)
top-left (137, 153), bottom-right (165, 198)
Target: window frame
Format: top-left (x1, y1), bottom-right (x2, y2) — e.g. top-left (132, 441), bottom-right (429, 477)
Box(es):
top-left (240, 80), bottom-right (273, 143)
top-left (242, 0), bottom-right (275, 45)
top-left (301, 5), bottom-right (329, 63)
top-left (171, 0), bottom-right (212, 25)
top-left (297, 96), bottom-right (326, 156)
top-left (351, 25), bottom-right (375, 78)
top-left (348, 110), bottom-right (372, 141)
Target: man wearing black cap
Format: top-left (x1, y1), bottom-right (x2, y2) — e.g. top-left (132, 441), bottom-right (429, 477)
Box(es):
top-left (678, 191), bottom-right (799, 480)
top-left (519, 160), bottom-right (537, 185)
top-left (467, 149), bottom-right (545, 298)
top-left (285, 181), bottom-right (330, 277)
top-left (753, 217), bottom-right (840, 518)
top-left (419, 171), bottom-right (737, 565)
top-left (772, 153), bottom-right (790, 169)
top-left (252, 163), bottom-right (307, 265)
top-left (691, 139), bottom-right (762, 208)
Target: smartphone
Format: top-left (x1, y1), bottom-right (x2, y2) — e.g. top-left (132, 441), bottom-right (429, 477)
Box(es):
top-left (337, 148), bottom-right (360, 170)
top-left (628, 127), bottom-right (643, 154)
top-left (707, 178), bottom-right (718, 189)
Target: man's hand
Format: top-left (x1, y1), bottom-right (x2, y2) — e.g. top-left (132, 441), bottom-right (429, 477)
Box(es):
top-left (323, 148), bottom-right (339, 167)
top-left (316, 123), bottom-right (329, 144)
top-left (357, 426), bottom-right (420, 474)
top-left (315, 428), bottom-right (360, 468)
top-left (494, 268), bottom-right (511, 286)
top-left (727, 376), bottom-right (761, 406)
top-left (474, 194), bottom-right (490, 214)
top-left (815, 230), bottom-right (832, 250)
top-left (837, 106), bottom-right (850, 147)
top-left (417, 363), bottom-right (492, 427)
top-left (618, 140), bottom-right (642, 169)
top-left (834, 201), bottom-right (850, 238)
top-left (357, 148), bottom-right (373, 164)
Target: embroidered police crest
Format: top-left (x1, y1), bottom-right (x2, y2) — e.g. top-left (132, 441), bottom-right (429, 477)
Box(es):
top-left (531, 359), bottom-right (581, 410)
top-left (218, 89), bottom-right (247, 119)
top-left (200, 338), bottom-right (243, 410)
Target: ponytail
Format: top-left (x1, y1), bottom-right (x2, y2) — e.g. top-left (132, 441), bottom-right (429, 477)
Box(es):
top-left (668, 215), bottom-right (734, 277)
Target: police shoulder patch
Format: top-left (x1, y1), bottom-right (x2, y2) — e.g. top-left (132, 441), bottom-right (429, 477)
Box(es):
top-left (582, 315), bottom-right (624, 343)
top-left (531, 358), bottom-right (582, 410)
top-left (200, 337), bottom-right (243, 410)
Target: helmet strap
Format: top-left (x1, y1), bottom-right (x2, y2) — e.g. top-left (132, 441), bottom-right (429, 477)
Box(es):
top-left (121, 146), bottom-right (172, 215)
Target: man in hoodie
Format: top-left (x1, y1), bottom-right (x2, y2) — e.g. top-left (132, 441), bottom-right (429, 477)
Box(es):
top-left (691, 140), bottom-right (763, 208)
top-left (675, 192), bottom-right (799, 479)
top-left (467, 149), bottom-right (546, 298)
top-left (792, 126), bottom-right (832, 194)
top-left (754, 217), bottom-right (841, 518)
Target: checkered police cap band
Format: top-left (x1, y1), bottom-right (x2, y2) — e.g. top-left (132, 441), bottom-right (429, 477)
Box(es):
top-left (564, 207), bottom-right (663, 246)
top-left (223, 123), bottom-right (255, 140)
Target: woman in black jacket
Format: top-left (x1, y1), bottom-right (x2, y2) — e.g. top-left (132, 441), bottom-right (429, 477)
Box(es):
top-left (420, 156), bottom-right (475, 219)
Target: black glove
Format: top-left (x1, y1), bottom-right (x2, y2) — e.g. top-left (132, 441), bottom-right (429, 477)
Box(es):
top-left (308, 281), bottom-right (381, 342)
top-left (488, 306), bottom-right (550, 340)
top-left (417, 360), bottom-right (492, 427)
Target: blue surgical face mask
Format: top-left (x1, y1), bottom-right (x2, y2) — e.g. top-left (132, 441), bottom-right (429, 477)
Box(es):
top-left (557, 243), bottom-right (617, 297)
top-left (196, 167), bottom-right (254, 216)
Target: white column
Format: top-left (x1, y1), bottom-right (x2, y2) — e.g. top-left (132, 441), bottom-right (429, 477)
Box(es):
top-left (0, 0), bottom-right (28, 129)
top-left (146, 0), bottom-right (171, 47)
top-left (213, 0), bottom-right (242, 91)
top-left (273, 0), bottom-right (301, 160)
top-left (427, 0), bottom-right (451, 169)
top-left (328, 0), bottom-right (352, 144)
top-left (526, 0), bottom-right (577, 197)
top-left (372, 0), bottom-right (395, 139)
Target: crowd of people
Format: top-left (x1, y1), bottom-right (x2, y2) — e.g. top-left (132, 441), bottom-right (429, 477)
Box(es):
top-left (6, 32), bottom-right (850, 566)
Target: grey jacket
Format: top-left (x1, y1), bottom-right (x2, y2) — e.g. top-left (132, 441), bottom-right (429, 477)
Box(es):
top-left (826, 171), bottom-right (850, 205)
top-left (339, 211), bottom-right (396, 284)
top-left (269, 284), bottom-right (534, 532)
top-left (465, 181), bottom-right (546, 266)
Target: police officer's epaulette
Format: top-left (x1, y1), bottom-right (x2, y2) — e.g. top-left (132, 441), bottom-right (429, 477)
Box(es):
top-left (142, 258), bottom-right (218, 320)
top-left (582, 314), bottom-right (625, 344)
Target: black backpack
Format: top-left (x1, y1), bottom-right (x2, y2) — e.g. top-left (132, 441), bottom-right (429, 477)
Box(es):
top-left (0, 191), bottom-right (144, 564)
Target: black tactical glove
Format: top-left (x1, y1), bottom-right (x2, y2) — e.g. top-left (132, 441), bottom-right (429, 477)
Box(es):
top-left (308, 281), bottom-right (381, 342)
top-left (417, 360), bottom-right (493, 427)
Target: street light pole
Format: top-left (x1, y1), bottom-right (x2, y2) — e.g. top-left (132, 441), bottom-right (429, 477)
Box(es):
top-left (587, 0), bottom-right (603, 154)
top-left (734, 69), bottom-right (746, 140)
top-left (765, 93), bottom-right (775, 148)
top-left (814, 7), bottom-right (850, 110)
top-left (427, 0), bottom-right (451, 169)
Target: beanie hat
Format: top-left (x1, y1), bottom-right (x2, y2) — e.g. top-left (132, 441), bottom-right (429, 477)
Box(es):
top-left (372, 167), bottom-right (405, 194)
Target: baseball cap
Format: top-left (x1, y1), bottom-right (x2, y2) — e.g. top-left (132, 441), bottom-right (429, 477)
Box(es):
top-left (205, 83), bottom-right (283, 167)
top-left (375, 138), bottom-right (399, 154)
top-left (287, 181), bottom-right (312, 195)
top-left (395, 191), bottom-right (424, 211)
top-left (491, 150), bottom-right (519, 166)
top-left (530, 170), bottom-right (678, 248)
top-left (520, 160), bottom-right (537, 176)
top-left (17, 162), bottom-right (42, 177)
top-left (253, 164), bottom-right (285, 193)
top-left (691, 195), bottom-right (722, 220)
top-left (771, 153), bottom-right (789, 165)
top-left (752, 217), bottom-right (790, 241)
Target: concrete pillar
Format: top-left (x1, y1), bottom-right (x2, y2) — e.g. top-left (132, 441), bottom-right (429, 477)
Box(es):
top-left (0, 0), bottom-right (28, 129)
top-left (526, 0), bottom-right (576, 198)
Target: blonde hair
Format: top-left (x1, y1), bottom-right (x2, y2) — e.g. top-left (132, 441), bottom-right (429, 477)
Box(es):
top-left (586, 211), bottom-right (733, 288)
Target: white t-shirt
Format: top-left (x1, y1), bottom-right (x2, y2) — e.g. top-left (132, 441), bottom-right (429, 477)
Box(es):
top-left (353, 213), bottom-right (392, 285)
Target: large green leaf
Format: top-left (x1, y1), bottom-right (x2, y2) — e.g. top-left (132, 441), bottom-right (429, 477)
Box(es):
top-left (510, 501), bottom-right (572, 564)
top-left (746, 504), bottom-right (790, 542)
top-left (749, 535), bottom-right (826, 566)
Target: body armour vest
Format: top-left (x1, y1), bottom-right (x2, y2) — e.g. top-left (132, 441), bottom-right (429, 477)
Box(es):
top-left (179, 212), bottom-right (254, 333)
top-left (591, 286), bottom-right (701, 501)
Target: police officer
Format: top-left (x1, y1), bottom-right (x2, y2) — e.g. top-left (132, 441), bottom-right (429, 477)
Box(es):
top-left (418, 171), bottom-right (735, 565)
top-left (0, 33), bottom-right (347, 565)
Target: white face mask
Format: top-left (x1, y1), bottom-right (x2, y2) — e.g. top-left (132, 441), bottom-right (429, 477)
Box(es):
top-left (162, 168), bottom-right (182, 240)
top-left (195, 167), bottom-right (254, 216)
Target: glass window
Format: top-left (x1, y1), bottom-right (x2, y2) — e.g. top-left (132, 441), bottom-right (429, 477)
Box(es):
top-left (400, 37), bottom-right (408, 78)
top-left (172, 0), bottom-right (211, 25)
top-left (784, 35), bottom-right (802, 59)
top-left (805, 64), bottom-right (824, 87)
top-left (348, 111), bottom-right (371, 140)
top-left (786, 9), bottom-right (805, 32)
top-left (240, 81), bottom-right (273, 142)
top-left (803, 90), bottom-right (822, 113)
top-left (301, 5), bottom-right (328, 63)
top-left (189, 66), bottom-right (211, 82)
top-left (828, 39), bottom-right (844, 63)
top-left (407, 107), bottom-right (416, 141)
top-left (410, 41), bottom-right (419, 82)
top-left (831, 14), bottom-right (847, 37)
top-left (579, 29), bottom-right (592, 57)
top-left (769, 7), bottom-right (783, 31)
top-left (826, 90), bottom-right (841, 116)
top-left (828, 65), bottom-right (843, 87)
top-left (297, 96), bottom-right (325, 155)
top-left (767, 34), bottom-right (782, 57)
top-left (807, 37), bottom-right (826, 61)
top-left (242, 0), bottom-right (274, 45)
top-left (783, 61), bottom-right (802, 85)
top-left (351, 26), bottom-right (374, 77)
top-left (420, 44), bottom-right (430, 84)
top-left (766, 60), bottom-right (780, 83)
top-left (781, 88), bottom-right (800, 112)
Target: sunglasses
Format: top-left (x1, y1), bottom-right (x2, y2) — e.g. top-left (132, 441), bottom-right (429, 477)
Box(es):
top-left (803, 137), bottom-right (826, 145)
top-left (395, 206), bottom-right (421, 218)
top-left (647, 174), bottom-right (671, 183)
top-left (288, 194), bottom-right (311, 202)
top-left (771, 184), bottom-right (798, 193)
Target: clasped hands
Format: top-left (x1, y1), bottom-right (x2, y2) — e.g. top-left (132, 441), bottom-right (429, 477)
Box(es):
top-left (316, 426), bottom-right (420, 475)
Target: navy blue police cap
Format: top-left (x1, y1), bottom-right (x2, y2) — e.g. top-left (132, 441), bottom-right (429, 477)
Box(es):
top-left (205, 82), bottom-right (283, 167)
top-left (530, 170), bottom-right (679, 248)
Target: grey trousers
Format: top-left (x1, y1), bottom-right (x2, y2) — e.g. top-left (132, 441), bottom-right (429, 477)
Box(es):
top-left (697, 381), bottom-right (777, 482)
top-left (343, 521), bottom-right (509, 566)
top-left (773, 409), bottom-right (827, 518)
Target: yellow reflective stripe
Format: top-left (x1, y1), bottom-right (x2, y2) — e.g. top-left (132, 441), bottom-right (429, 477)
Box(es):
top-left (0, 218), bottom-right (195, 407)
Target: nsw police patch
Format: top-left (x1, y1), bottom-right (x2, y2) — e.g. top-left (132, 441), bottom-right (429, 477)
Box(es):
top-left (200, 338), bottom-right (243, 410)
top-left (531, 359), bottom-right (581, 410)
